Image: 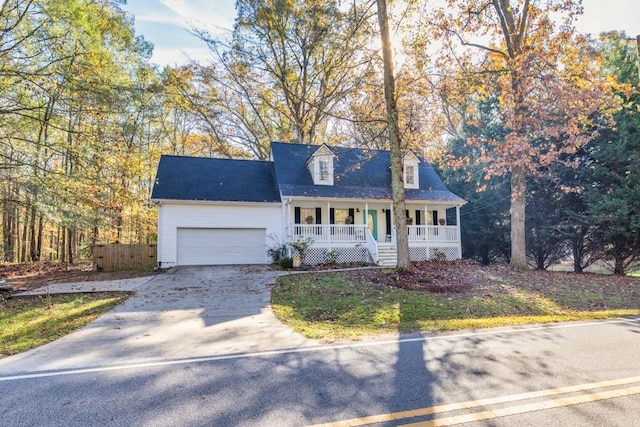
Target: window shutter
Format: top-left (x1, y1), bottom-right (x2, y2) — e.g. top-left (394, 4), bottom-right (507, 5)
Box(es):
top-left (294, 207), bottom-right (301, 224)
top-left (405, 210), bottom-right (410, 219)
top-left (432, 210), bottom-right (438, 225)
top-left (385, 209), bottom-right (391, 235)
top-left (315, 207), bottom-right (322, 224)
top-left (329, 208), bottom-right (335, 235)
top-left (348, 208), bottom-right (355, 221)
top-left (416, 210), bottom-right (421, 225)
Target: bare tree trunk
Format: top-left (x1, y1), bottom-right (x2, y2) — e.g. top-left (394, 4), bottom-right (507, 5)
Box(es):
top-left (115, 207), bottom-right (123, 243)
top-left (510, 167), bottom-right (527, 270)
top-left (376, 0), bottom-right (410, 269)
top-left (67, 228), bottom-right (74, 264)
top-left (2, 185), bottom-right (13, 262)
top-left (572, 237), bottom-right (584, 273)
top-left (49, 229), bottom-right (54, 261)
top-left (614, 256), bottom-right (624, 275)
top-left (90, 226), bottom-right (98, 257)
top-left (36, 214), bottom-right (43, 261)
top-left (20, 204), bottom-right (28, 262)
top-left (60, 226), bottom-right (66, 263)
top-left (29, 205), bottom-right (38, 261)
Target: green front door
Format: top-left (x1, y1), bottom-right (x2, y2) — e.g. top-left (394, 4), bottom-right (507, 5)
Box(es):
top-left (365, 210), bottom-right (378, 241)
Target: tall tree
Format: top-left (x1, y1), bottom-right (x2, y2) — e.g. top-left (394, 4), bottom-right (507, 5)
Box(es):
top-left (376, 0), bottom-right (409, 269)
top-left (578, 32), bottom-right (640, 274)
top-left (0, 0), bottom-right (159, 261)
top-left (196, 0), bottom-right (371, 155)
top-left (437, 95), bottom-right (511, 265)
top-left (415, 0), bottom-right (613, 270)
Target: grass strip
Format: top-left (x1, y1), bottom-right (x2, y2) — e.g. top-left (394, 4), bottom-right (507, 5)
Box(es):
top-left (271, 273), bottom-right (639, 342)
top-left (1, 292), bottom-right (129, 358)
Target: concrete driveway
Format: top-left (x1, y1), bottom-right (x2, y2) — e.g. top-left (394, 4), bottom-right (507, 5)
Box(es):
top-left (0, 266), bottom-right (316, 376)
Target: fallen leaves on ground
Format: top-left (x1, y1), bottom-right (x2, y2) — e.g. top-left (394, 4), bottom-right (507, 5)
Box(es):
top-left (341, 260), bottom-right (640, 309)
top-left (0, 261), bottom-right (160, 297)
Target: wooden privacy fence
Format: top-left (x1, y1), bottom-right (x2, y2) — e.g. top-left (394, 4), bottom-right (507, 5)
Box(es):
top-left (93, 244), bottom-right (157, 272)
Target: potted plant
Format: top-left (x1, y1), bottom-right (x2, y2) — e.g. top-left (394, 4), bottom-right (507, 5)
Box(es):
top-left (345, 216), bottom-right (353, 225)
top-left (438, 218), bottom-right (446, 226)
top-left (406, 217), bottom-right (413, 225)
top-left (305, 215), bottom-right (314, 224)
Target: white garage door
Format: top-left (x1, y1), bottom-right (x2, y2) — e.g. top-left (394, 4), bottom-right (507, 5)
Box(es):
top-left (177, 228), bottom-right (267, 265)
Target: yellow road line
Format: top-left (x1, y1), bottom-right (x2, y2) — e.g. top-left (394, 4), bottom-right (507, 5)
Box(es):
top-left (305, 376), bottom-right (640, 427)
top-left (401, 385), bottom-right (640, 426)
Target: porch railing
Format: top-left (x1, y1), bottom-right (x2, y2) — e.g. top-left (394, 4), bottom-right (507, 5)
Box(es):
top-left (364, 227), bottom-right (378, 263)
top-left (407, 225), bottom-right (458, 243)
top-left (292, 224), bottom-right (367, 243)
top-left (292, 224), bottom-right (459, 244)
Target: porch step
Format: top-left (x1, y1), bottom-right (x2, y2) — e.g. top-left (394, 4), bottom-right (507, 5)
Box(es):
top-left (377, 245), bottom-right (397, 267)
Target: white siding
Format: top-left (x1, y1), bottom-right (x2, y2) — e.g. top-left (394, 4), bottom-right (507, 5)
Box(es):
top-left (157, 202), bottom-right (282, 267)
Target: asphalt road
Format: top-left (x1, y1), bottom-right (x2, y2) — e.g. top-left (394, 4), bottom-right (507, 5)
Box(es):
top-left (2, 318), bottom-right (639, 427)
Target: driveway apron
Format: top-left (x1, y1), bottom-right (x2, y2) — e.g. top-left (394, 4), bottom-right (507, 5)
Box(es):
top-left (0, 265), bottom-right (316, 375)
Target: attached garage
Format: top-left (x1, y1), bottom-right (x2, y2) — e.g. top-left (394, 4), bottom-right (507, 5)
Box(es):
top-left (176, 228), bottom-right (267, 265)
top-left (151, 156), bottom-right (283, 268)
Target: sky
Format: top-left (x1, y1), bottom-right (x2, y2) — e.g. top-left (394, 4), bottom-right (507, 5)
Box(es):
top-left (122, 0), bottom-right (640, 68)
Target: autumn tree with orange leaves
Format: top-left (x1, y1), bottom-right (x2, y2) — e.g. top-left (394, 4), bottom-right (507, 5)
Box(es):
top-left (410, 0), bottom-right (615, 270)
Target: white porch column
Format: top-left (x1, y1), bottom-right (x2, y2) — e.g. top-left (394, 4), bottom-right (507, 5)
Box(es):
top-left (286, 200), bottom-right (292, 256)
top-left (365, 202), bottom-right (369, 241)
top-left (423, 203), bottom-right (428, 245)
top-left (390, 202), bottom-right (395, 245)
top-left (456, 205), bottom-right (463, 259)
top-left (424, 204), bottom-right (428, 241)
top-left (365, 202), bottom-right (368, 226)
top-left (456, 205), bottom-right (461, 242)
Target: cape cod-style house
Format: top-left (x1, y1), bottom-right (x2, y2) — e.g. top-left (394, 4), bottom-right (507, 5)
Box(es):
top-left (151, 142), bottom-right (465, 267)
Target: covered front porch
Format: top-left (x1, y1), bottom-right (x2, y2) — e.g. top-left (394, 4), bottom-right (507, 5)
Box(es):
top-left (284, 200), bottom-right (463, 266)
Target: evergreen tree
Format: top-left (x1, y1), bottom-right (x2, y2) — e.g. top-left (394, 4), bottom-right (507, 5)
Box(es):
top-left (577, 32), bottom-right (640, 274)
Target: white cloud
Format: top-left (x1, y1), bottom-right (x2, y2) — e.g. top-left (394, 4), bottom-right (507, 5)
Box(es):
top-left (150, 46), bottom-right (214, 67)
top-left (122, 0), bottom-right (235, 66)
top-left (157, 0), bottom-right (235, 34)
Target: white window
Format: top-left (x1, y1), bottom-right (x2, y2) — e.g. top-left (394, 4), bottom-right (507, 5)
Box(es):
top-left (403, 151), bottom-right (420, 189)
top-left (319, 160), bottom-right (329, 181)
top-left (405, 165), bottom-right (415, 185)
top-left (335, 209), bottom-right (350, 224)
top-left (301, 207), bottom-right (315, 224)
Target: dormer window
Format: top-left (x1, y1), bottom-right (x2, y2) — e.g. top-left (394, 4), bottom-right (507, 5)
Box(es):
top-left (307, 143), bottom-right (335, 186)
top-left (319, 160), bottom-right (330, 181)
top-left (405, 165), bottom-right (415, 185)
top-left (403, 151), bottom-right (420, 189)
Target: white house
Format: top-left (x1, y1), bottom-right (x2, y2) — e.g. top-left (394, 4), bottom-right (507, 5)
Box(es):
top-left (151, 142), bottom-right (466, 267)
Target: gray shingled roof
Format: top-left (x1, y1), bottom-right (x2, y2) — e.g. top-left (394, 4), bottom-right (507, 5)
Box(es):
top-left (151, 155), bottom-right (281, 203)
top-left (270, 142), bottom-right (465, 203)
top-left (151, 143), bottom-right (465, 204)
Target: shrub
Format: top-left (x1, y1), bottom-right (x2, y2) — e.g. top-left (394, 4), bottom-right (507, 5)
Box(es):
top-left (279, 257), bottom-right (294, 269)
top-left (323, 249), bottom-right (339, 265)
top-left (267, 246), bottom-right (283, 264)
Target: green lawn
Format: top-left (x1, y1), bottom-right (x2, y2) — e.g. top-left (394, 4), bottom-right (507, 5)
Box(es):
top-left (1, 293), bottom-right (129, 358)
top-left (271, 271), bottom-right (640, 342)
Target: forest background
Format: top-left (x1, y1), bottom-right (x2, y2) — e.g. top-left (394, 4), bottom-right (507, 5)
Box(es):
top-left (1, 0), bottom-right (639, 274)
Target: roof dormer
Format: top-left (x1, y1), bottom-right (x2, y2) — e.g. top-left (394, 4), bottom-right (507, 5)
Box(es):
top-left (307, 144), bottom-right (335, 186)
top-left (403, 151), bottom-right (420, 189)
